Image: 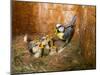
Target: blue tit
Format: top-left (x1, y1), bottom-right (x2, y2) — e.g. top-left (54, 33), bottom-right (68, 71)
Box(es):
top-left (55, 15), bottom-right (77, 48)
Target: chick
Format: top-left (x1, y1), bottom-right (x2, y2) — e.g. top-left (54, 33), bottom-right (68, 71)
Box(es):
top-left (32, 41), bottom-right (42, 58)
top-left (23, 34), bottom-right (42, 58)
top-left (40, 36), bottom-right (50, 56)
top-left (41, 36), bottom-right (48, 46)
top-left (24, 34), bottom-right (35, 54)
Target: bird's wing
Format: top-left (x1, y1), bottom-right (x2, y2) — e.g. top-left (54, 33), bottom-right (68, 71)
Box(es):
top-left (63, 27), bottom-right (73, 40)
top-left (65, 15), bottom-right (77, 28)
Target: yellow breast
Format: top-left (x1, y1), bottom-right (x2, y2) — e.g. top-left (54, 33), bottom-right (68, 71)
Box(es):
top-left (57, 33), bottom-right (64, 40)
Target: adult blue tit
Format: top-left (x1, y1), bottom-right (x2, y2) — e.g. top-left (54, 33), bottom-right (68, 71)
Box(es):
top-left (55, 15), bottom-right (77, 48)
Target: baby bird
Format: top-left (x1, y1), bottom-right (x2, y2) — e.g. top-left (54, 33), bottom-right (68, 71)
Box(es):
top-left (23, 34), bottom-right (42, 58)
top-left (32, 41), bottom-right (42, 58)
top-left (24, 34), bottom-right (34, 54)
top-left (40, 36), bottom-right (50, 56)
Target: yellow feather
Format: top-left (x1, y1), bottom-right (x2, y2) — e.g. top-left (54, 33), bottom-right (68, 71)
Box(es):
top-left (57, 33), bottom-right (64, 40)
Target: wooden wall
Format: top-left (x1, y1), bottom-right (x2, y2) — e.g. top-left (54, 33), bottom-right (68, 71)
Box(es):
top-left (79, 6), bottom-right (96, 67)
top-left (12, 1), bottom-right (96, 67)
top-left (12, 2), bottom-right (80, 36)
top-left (12, 1), bottom-right (81, 47)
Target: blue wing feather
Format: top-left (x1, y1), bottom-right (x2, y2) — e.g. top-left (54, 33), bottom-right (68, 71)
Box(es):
top-left (63, 27), bottom-right (73, 40)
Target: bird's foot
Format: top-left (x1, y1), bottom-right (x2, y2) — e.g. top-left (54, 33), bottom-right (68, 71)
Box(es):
top-left (58, 47), bottom-right (65, 53)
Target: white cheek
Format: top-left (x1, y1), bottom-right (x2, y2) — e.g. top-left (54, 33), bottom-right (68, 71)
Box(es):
top-left (58, 27), bottom-right (64, 32)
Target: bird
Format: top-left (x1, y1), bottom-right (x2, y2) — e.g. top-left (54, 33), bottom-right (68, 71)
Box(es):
top-left (32, 41), bottom-right (43, 58)
top-left (40, 35), bottom-right (57, 56)
top-left (40, 35), bottom-right (51, 56)
top-left (23, 34), bottom-right (43, 58)
top-left (23, 34), bottom-right (34, 54)
top-left (55, 15), bottom-right (77, 53)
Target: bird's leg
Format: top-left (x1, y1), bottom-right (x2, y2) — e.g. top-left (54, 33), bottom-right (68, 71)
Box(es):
top-left (58, 47), bottom-right (66, 53)
top-left (62, 39), bottom-right (69, 48)
top-left (58, 40), bottom-right (68, 53)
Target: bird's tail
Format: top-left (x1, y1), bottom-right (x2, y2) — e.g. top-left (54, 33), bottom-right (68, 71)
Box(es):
top-left (66, 15), bottom-right (77, 28)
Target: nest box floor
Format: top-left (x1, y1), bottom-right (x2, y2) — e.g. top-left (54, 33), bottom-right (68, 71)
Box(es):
top-left (11, 34), bottom-right (94, 74)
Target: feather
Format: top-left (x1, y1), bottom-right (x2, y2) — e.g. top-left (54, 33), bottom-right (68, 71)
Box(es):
top-left (63, 27), bottom-right (73, 41)
top-left (65, 15), bottom-right (77, 28)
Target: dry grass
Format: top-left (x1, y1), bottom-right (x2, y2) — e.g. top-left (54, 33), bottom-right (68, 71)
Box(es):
top-left (11, 34), bottom-right (93, 74)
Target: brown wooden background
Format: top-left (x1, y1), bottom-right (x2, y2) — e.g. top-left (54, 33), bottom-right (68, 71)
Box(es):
top-left (12, 1), bottom-right (96, 67)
